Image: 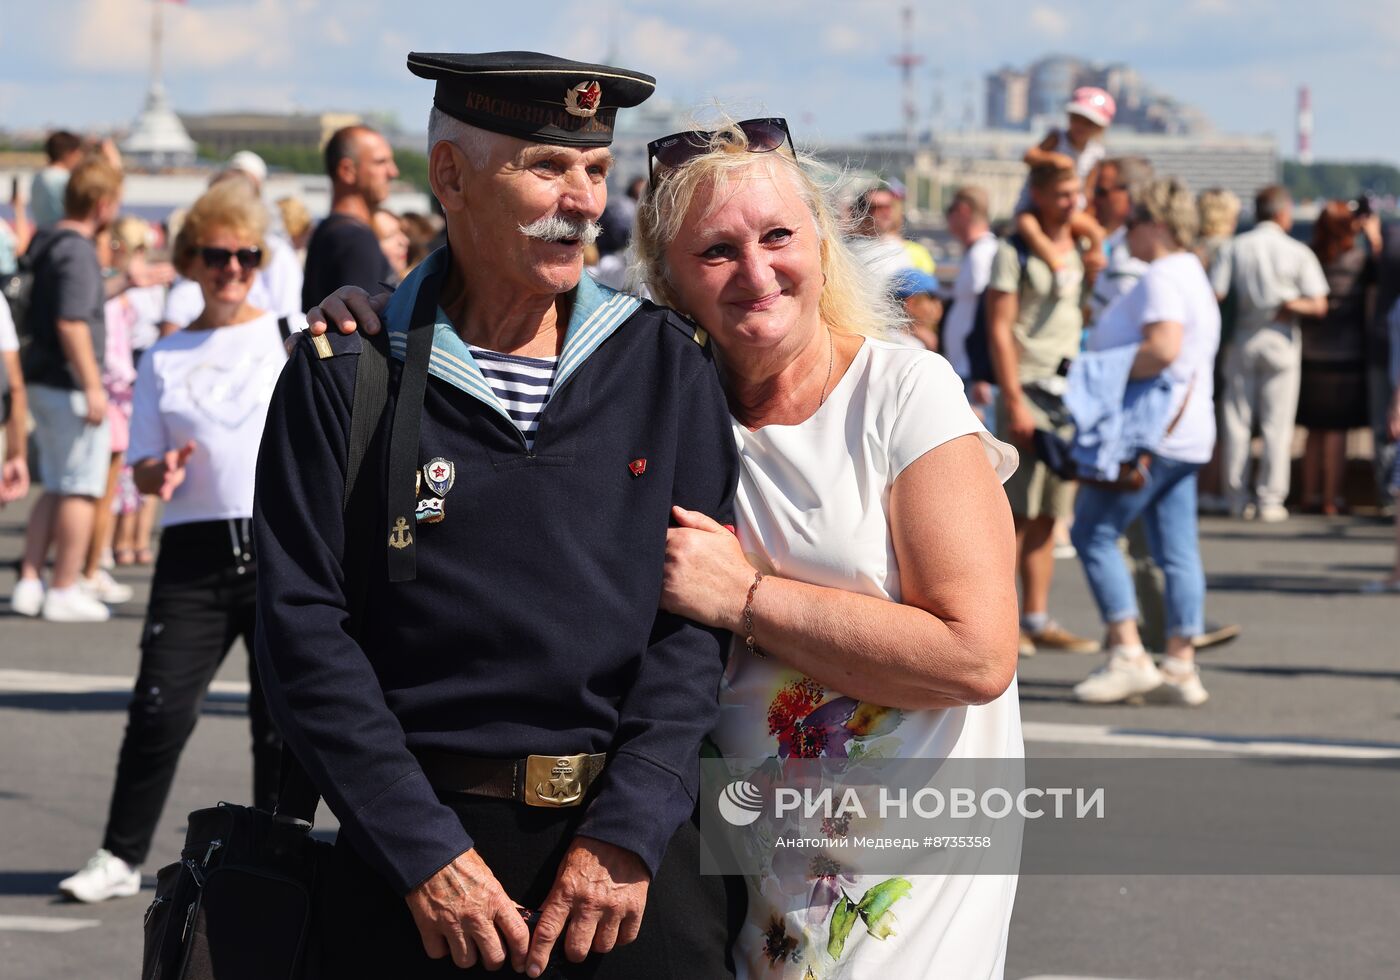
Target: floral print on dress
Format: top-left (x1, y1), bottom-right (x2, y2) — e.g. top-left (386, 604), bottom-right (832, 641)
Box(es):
top-left (749, 676), bottom-right (914, 977)
top-left (765, 677), bottom-right (904, 759)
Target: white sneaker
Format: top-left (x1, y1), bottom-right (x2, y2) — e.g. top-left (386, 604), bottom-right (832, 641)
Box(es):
top-left (41, 586), bottom-right (112, 623)
top-left (81, 569), bottom-right (134, 605)
top-left (1257, 504), bottom-right (1289, 523)
top-left (1151, 661), bottom-right (1210, 706)
top-left (1073, 647), bottom-right (1163, 704)
top-left (10, 577), bottom-right (45, 617)
top-left (58, 849), bottom-right (141, 903)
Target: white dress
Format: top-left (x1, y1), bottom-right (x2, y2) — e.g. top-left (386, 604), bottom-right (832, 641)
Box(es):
top-left (711, 339), bottom-right (1022, 980)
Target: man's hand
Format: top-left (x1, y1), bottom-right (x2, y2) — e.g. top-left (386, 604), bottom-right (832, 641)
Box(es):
top-left (405, 847), bottom-right (530, 973)
top-left (525, 836), bottom-right (649, 977)
top-left (1006, 399), bottom-right (1038, 448)
top-left (0, 455), bottom-right (29, 505)
top-left (305, 286), bottom-right (391, 339)
top-left (82, 385), bottom-right (108, 426)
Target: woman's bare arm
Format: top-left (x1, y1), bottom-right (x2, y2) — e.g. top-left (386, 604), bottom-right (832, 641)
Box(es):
top-left (663, 434), bottom-right (1019, 710)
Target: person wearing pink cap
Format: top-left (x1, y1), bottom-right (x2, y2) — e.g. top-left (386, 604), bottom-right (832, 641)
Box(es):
top-left (1014, 86), bottom-right (1117, 281)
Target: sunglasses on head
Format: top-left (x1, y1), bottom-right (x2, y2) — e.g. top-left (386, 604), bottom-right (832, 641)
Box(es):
top-left (198, 245), bottom-right (262, 270)
top-left (647, 118), bottom-right (793, 187)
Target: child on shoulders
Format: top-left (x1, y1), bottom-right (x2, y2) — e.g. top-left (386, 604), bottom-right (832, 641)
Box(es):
top-left (1015, 87), bottom-right (1116, 277)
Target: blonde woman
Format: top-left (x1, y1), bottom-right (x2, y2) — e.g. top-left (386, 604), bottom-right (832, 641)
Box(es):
top-left (1196, 187), bottom-right (1240, 271)
top-left (60, 181), bottom-right (299, 902)
top-left (1194, 186), bottom-right (1241, 514)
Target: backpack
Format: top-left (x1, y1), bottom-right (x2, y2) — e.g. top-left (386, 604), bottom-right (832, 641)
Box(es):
top-left (2, 228), bottom-right (83, 343)
top-left (964, 233), bottom-right (1032, 385)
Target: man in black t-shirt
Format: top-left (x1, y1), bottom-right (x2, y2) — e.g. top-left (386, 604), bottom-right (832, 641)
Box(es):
top-left (301, 125), bottom-right (398, 311)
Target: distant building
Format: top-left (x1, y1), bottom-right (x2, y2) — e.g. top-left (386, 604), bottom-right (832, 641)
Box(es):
top-left (122, 82), bottom-right (197, 170)
top-left (985, 68), bottom-right (1030, 131)
top-left (1028, 56), bottom-right (1081, 122)
top-left (986, 55), bottom-right (1212, 136)
top-left (179, 111), bottom-right (363, 157)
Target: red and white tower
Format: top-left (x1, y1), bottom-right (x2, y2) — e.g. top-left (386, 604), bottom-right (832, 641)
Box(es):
top-left (890, 6), bottom-right (924, 146)
top-left (1297, 85), bottom-right (1313, 165)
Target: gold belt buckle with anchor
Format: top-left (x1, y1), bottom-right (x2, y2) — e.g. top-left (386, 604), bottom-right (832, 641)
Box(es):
top-left (524, 753), bottom-right (591, 807)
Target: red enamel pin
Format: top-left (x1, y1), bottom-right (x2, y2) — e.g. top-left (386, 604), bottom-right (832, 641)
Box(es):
top-left (629, 458), bottom-right (647, 477)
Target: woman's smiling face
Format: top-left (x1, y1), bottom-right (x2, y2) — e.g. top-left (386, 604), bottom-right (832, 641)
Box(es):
top-left (662, 159), bottom-right (824, 359)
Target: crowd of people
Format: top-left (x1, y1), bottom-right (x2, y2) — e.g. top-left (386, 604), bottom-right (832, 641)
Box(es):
top-left (0, 124), bottom-right (445, 626)
top-left (819, 88), bottom-right (1400, 706)
top-left (0, 124), bottom-right (438, 904)
top-left (1, 57), bottom-right (1398, 980)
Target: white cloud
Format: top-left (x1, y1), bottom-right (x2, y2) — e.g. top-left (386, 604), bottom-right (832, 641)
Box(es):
top-left (1028, 5), bottom-right (1070, 39)
top-left (69, 0), bottom-right (300, 73)
top-left (622, 17), bottom-right (739, 80)
top-left (822, 25), bottom-right (876, 55)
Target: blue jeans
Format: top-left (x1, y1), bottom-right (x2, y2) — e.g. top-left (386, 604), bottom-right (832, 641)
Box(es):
top-left (1071, 454), bottom-right (1205, 639)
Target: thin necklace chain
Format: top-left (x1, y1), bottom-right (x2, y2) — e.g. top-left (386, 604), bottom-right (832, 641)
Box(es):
top-left (818, 330), bottom-right (834, 407)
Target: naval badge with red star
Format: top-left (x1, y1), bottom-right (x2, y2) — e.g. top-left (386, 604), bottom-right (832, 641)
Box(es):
top-left (423, 458), bottom-right (455, 497)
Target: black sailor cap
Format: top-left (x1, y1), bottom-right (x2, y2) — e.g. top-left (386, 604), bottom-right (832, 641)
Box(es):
top-left (408, 51), bottom-right (656, 148)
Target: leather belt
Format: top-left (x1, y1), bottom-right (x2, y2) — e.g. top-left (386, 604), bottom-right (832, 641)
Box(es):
top-left (417, 751), bottom-right (606, 808)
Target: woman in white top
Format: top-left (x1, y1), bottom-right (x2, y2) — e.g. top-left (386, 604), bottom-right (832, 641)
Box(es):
top-left (60, 180), bottom-right (301, 903)
top-left (634, 118), bottom-right (1022, 979)
top-left (1071, 179), bottom-right (1222, 707)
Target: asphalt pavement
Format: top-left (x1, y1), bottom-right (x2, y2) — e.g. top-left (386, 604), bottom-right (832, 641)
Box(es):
top-left (1, 493), bottom-right (1397, 979)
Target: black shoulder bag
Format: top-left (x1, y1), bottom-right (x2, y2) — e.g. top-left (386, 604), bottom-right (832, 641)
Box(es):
top-left (140, 329), bottom-right (392, 980)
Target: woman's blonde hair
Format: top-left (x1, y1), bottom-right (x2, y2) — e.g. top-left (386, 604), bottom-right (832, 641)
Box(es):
top-left (1134, 178), bottom-right (1199, 250)
top-left (276, 196), bottom-right (312, 241)
top-left (631, 115), bottom-right (902, 339)
top-left (110, 215), bottom-right (152, 254)
top-left (172, 179), bottom-right (269, 277)
top-left (1197, 187), bottom-right (1240, 240)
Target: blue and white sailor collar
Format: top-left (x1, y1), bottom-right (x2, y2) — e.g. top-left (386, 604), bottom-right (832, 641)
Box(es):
top-left (384, 245), bottom-right (641, 427)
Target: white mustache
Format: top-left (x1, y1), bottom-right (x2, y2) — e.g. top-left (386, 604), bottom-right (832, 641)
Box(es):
top-left (518, 213), bottom-right (601, 245)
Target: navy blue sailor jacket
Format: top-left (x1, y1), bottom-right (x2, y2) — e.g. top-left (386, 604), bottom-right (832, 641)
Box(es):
top-left (252, 247), bottom-right (739, 896)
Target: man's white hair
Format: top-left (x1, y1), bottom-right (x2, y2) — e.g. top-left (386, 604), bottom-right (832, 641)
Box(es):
top-left (427, 106), bottom-right (496, 171)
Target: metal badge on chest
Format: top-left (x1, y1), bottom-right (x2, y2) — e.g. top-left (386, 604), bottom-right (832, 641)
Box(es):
top-left (415, 456), bottom-right (455, 524)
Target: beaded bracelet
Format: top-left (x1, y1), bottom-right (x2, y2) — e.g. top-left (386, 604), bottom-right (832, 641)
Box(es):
top-left (743, 571), bottom-right (765, 658)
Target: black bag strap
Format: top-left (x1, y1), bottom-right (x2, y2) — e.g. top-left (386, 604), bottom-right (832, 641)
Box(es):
top-left (344, 329), bottom-right (390, 511)
top-left (385, 272), bottom-right (442, 583)
top-left (276, 315), bottom-right (292, 345)
top-left (21, 227), bottom-right (83, 270)
top-left (273, 324), bottom-right (396, 831)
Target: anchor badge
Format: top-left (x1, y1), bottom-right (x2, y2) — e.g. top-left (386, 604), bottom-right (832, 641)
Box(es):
top-left (388, 516), bottom-right (413, 550)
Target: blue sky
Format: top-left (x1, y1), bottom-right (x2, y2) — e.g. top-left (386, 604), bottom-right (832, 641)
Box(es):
top-left (3, 0), bottom-right (1398, 164)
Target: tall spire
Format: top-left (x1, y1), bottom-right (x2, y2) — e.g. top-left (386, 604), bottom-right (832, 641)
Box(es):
top-left (121, 0), bottom-right (197, 169)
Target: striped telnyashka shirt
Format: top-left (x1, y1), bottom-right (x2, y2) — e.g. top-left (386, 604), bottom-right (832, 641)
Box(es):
top-left (467, 345), bottom-right (558, 449)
